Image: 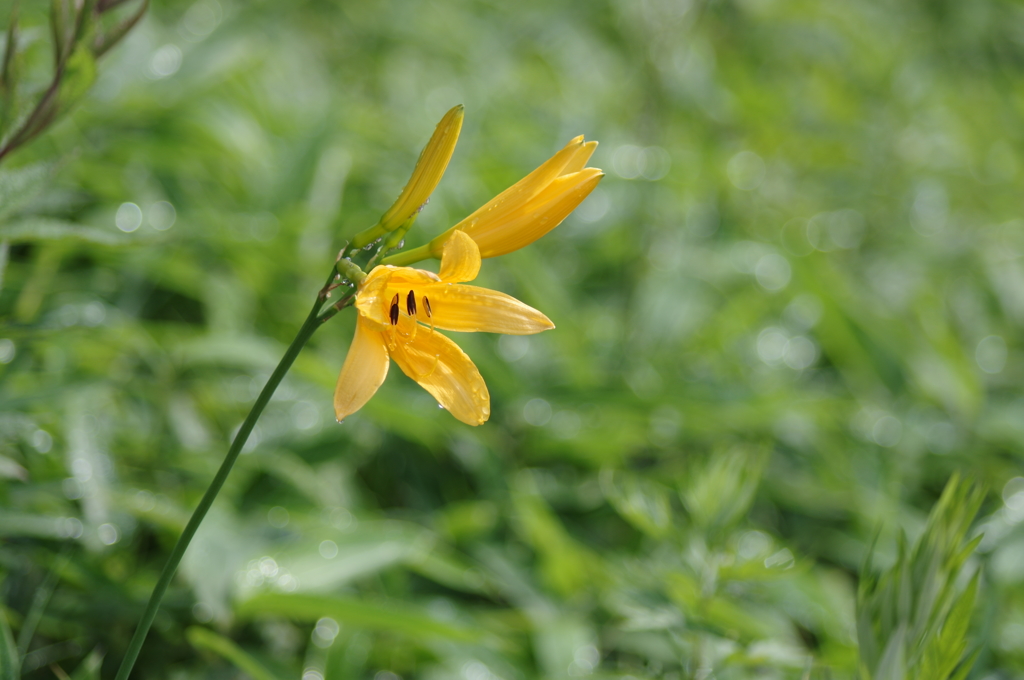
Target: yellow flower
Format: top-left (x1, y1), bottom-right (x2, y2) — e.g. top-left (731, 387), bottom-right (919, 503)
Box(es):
top-left (382, 135), bottom-right (603, 265)
top-left (353, 105), bottom-right (465, 247)
top-left (334, 230), bottom-right (554, 426)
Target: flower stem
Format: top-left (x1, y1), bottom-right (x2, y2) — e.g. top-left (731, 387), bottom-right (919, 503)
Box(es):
top-left (114, 275), bottom-right (343, 680)
top-left (379, 242), bottom-right (433, 267)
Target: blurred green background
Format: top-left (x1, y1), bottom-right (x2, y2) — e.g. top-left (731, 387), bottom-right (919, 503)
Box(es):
top-left (2, 0), bottom-right (1024, 677)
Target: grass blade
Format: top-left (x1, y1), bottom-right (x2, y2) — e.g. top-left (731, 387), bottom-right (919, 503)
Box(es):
top-left (186, 627), bottom-right (284, 680)
top-left (0, 605), bottom-right (19, 680)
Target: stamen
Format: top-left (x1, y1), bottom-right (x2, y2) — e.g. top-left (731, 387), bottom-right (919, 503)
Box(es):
top-left (389, 293), bottom-right (400, 325)
top-left (423, 296), bottom-right (432, 318)
top-left (406, 290), bottom-right (417, 316)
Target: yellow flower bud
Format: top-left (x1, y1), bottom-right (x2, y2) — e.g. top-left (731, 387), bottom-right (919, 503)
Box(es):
top-left (427, 135), bottom-right (603, 258)
top-left (378, 104), bottom-right (464, 234)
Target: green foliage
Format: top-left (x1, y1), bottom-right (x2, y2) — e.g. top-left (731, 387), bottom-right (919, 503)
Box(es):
top-left (0, 605), bottom-right (18, 680)
top-left (0, 0), bottom-right (145, 162)
top-left (857, 475), bottom-right (984, 680)
top-left (237, 593), bottom-right (484, 642)
top-left (682, 445), bottom-right (767, 537)
top-left (2, 0), bottom-right (1023, 678)
top-left (186, 627), bottom-right (283, 680)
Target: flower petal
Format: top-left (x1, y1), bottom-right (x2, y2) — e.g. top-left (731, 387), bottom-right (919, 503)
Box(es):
top-left (437, 229), bottom-right (481, 283)
top-left (562, 140), bottom-right (598, 175)
top-left (389, 325), bottom-right (490, 426)
top-left (463, 168), bottom-right (604, 258)
top-left (334, 317), bottom-right (390, 422)
top-left (475, 135), bottom-right (587, 207)
top-left (420, 283), bottom-right (554, 335)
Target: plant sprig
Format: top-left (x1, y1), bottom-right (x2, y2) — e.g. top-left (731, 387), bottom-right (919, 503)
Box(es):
top-left (857, 474), bottom-right (985, 680)
top-left (0, 0), bottom-right (147, 165)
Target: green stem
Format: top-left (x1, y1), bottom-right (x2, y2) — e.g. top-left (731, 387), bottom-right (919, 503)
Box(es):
top-left (349, 222), bottom-right (386, 249)
top-left (379, 242), bottom-right (433, 267)
top-left (114, 280), bottom-right (341, 680)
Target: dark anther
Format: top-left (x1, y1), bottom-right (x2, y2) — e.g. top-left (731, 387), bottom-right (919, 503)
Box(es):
top-left (389, 293), bottom-right (400, 325)
top-left (423, 296), bottom-right (432, 318)
top-left (406, 290), bottom-right (417, 316)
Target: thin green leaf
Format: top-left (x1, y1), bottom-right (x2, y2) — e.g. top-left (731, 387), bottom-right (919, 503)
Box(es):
top-left (69, 648), bottom-right (104, 680)
top-left (186, 627), bottom-right (284, 680)
top-left (408, 549), bottom-right (490, 595)
top-left (0, 218), bottom-right (126, 244)
top-left (236, 592), bottom-right (483, 642)
top-left (918, 572), bottom-right (979, 680)
top-left (947, 648), bottom-right (981, 680)
top-left (0, 606), bottom-right (18, 680)
top-left (874, 624), bottom-right (906, 680)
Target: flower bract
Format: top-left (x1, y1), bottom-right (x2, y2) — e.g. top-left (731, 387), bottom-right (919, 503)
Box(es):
top-left (334, 230), bottom-right (554, 425)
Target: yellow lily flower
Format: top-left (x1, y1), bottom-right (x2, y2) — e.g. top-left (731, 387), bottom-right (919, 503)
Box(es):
top-left (334, 230), bottom-right (554, 426)
top-left (382, 135), bottom-right (603, 265)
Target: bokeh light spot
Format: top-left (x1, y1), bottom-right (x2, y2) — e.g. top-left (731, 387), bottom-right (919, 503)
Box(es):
top-left (149, 45), bottom-right (183, 79)
top-left (977, 335), bottom-right (1007, 374)
top-left (727, 150), bottom-right (765, 190)
top-left (148, 201), bottom-right (177, 231)
top-left (523, 398), bottom-right (552, 426)
top-left (116, 203), bottom-right (143, 232)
